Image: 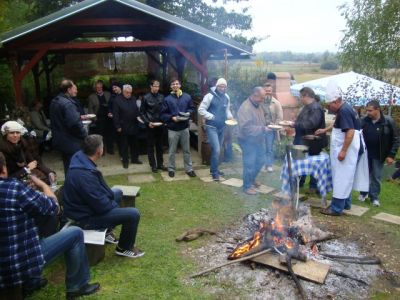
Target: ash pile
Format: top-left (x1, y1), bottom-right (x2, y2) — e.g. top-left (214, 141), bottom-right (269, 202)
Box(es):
top-left (188, 203), bottom-right (383, 300)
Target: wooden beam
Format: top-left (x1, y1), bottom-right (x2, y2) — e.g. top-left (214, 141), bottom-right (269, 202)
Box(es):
top-left (9, 53), bottom-right (23, 106)
top-left (175, 45), bottom-right (208, 76)
top-left (68, 18), bottom-right (148, 26)
top-left (17, 48), bottom-right (48, 81)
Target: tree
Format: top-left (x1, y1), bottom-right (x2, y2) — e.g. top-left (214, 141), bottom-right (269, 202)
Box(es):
top-left (339, 0), bottom-right (400, 83)
top-left (139, 0), bottom-right (256, 46)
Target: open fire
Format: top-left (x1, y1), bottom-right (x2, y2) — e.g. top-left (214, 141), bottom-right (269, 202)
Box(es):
top-left (228, 200), bottom-right (306, 260)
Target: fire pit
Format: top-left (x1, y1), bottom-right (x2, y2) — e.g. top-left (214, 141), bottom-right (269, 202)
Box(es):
top-left (188, 202), bottom-right (383, 299)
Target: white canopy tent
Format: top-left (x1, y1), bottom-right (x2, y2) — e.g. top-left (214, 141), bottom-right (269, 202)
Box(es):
top-left (290, 71), bottom-right (400, 106)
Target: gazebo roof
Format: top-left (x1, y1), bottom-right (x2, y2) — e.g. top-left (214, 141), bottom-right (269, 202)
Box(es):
top-left (0, 0), bottom-right (252, 58)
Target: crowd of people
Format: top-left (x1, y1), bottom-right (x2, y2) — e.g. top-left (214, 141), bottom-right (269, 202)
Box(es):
top-left (0, 75), bottom-right (399, 298)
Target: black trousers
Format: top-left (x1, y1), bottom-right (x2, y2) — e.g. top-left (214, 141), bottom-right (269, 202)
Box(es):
top-left (146, 126), bottom-right (164, 168)
top-left (121, 133), bottom-right (139, 163)
top-left (95, 118), bottom-right (115, 153)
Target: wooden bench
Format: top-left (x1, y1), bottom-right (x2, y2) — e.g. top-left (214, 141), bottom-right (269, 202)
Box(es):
top-left (111, 185), bottom-right (141, 208)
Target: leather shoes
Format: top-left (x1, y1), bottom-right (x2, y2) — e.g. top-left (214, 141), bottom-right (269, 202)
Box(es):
top-left (186, 170), bottom-right (197, 177)
top-left (66, 283), bottom-right (100, 299)
top-left (157, 165), bottom-right (168, 171)
top-left (320, 206), bottom-right (342, 216)
top-left (168, 171), bottom-right (175, 178)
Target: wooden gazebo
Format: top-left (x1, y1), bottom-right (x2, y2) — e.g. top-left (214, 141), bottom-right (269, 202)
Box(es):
top-left (0, 0), bottom-right (252, 106)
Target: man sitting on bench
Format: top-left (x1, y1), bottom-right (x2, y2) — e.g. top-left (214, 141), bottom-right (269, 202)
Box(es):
top-left (0, 152), bottom-right (100, 299)
top-left (63, 134), bottom-right (144, 258)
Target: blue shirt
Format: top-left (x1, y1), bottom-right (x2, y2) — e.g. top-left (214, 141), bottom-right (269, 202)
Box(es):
top-left (0, 177), bottom-right (58, 288)
top-left (334, 102), bottom-right (361, 132)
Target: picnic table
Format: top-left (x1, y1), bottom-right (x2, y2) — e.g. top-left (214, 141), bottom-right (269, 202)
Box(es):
top-left (280, 152), bottom-right (333, 200)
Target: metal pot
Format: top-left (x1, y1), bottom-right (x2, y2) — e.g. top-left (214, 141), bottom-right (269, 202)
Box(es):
top-left (290, 145), bottom-right (309, 160)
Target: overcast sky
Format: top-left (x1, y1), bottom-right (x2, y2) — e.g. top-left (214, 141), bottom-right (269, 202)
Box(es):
top-left (229, 0), bottom-right (349, 53)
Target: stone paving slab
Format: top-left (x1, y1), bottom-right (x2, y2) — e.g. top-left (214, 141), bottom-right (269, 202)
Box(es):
top-left (257, 185), bottom-right (275, 194)
top-left (219, 167), bottom-right (238, 176)
top-left (221, 178), bottom-right (243, 187)
top-left (343, 204), bottom-right (369, 216)
top-left (128, 174), bottom-right (156, 184)
top-left (372, 212), bottom-right (400, 225)
top-left (199, 176), bottom-right (226, 183)
top-left (160, 172), bottom-right (190, 182)
top-left (194, 168), bottom-right (211, 178)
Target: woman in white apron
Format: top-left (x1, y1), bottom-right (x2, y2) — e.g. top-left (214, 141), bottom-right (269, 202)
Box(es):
top-left (317, 81), bottom-right (369, 216)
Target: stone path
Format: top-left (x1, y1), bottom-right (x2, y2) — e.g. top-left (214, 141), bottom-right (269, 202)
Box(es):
top-left (372, 212), bottom-right (400, 225)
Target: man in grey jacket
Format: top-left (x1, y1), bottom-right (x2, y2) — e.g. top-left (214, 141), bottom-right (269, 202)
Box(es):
top-left (198, 78), bottom-right (233, 181)
top-left (87, 80), bottom-right (113, 154)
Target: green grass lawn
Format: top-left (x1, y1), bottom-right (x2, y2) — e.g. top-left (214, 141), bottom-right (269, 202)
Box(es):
top-left (33, 171), bottom-right (273, 299)
top-left (30, 162), bottom-right (400, 299)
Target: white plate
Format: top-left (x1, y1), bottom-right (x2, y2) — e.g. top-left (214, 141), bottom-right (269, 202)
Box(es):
top-left (152, 122), bottom-right (163, 126)
top-left (267, 124), bottom-right (283, 130)
top-left (137, 117), bottom-right (145, 124)
top-left (82, 120), bottom-right (91, 125)
top-left (279, 120), bottom-right (294, 126)
top-left (84, 114), bottom-right (96, 119)
top-left (225, 119), bottom-right (238, 126)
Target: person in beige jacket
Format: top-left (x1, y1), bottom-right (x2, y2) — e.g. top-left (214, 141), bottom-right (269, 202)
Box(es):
top-left (261, 83), bottom-right (283, 172)
top-left (237, 87), bottom-right (272, 195)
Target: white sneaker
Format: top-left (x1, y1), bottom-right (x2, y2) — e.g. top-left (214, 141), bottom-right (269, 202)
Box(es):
top-left (267, 166), bottom-right (274, 172)
top-left (372, 199), bottom-right (380, 207)
top-left (358, 194), bottom-right (368, 202)
top-left (115, 247), bottom-right (145, 258)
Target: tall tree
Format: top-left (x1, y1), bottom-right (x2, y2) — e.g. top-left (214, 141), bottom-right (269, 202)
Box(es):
top-left (339, 0), bottom-right (400, 83)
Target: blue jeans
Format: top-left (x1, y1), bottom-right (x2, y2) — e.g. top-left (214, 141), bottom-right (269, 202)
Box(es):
top-left (205, 126), bottom-right (225, 177)
top-left (265, 131), bottom-right (275, 167)
top-left (361, 158), bottom-right (383, 200)
top-left (239, 139), bottom-right (266, 190)
top-left (39, 226), bottom-right (90, 292)
top-left (77, 188), bottom-right (140, 251)
top-left (331, 195), bottom-right (352, 213)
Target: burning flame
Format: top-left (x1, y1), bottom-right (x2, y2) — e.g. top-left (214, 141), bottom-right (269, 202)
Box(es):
top-left (229, 223), bottom-right (265, 259)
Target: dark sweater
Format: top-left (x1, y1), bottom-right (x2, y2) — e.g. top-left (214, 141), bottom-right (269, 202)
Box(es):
top-left (160, 92), bottom-right (195, 131)
top-left (113, 94), bottom-right (139, 135)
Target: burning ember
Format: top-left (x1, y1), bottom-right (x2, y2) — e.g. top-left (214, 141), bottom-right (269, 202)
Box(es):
top-left (228, 201), bottom-right (305, 260)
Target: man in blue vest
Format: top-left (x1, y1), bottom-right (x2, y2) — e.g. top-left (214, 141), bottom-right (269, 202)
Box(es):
top-left (198, 78), bottom-right (234, 181)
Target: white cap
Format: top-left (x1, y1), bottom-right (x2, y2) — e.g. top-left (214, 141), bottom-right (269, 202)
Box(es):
top-left (325, 80), bottom-right (342, 103)
top-left (216, 78), bottom-right (227, 87)
top-left (1, 121), bottom-right (25, 135)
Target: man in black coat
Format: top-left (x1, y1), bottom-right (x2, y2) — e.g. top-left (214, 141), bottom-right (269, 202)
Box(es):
top-left (140, 79), bottom-right (167, 173)
top-left (113, 84), bottom-right (142, 168)
top-left (359, 100), bottom-right (399, 207)
top-left (49, 79), bottom-right (87, 174)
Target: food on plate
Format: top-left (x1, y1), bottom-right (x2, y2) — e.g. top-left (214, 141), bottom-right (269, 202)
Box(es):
top-left (279, 120), bottom-right (294, 126)
top-left (225, 119), bottom-right (238, 126)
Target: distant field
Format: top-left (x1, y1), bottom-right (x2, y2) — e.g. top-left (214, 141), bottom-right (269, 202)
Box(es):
top-left (223, 60), bottom-right (339, 83)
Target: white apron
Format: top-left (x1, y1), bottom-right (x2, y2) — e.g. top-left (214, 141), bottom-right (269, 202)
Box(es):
top-left (353, 130), bottom-right (369, 192)
top-left (330, 127), bottom-right (368, 199)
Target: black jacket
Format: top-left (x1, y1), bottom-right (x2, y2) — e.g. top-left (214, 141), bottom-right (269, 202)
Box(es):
top-left (63, 151), bottom-right (117, 221)
top-left (361, 114), bottom-right (399, 162)
top-left (49, 93), bottom-right (87, 155)
top-left (113, 94), bottom-right (139, 135)
top-left (140, 92), bottom-right (164, 125)
top-left (294, 101), bottom-right (326, 145)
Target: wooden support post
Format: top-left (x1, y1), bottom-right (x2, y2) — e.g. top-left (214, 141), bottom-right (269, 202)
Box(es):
top-left (32, 64), bottom-right (41, 102)
top-left (161, 51), bottom-right (168, 92)
top-left (175, 53), bottom-right (186, 81)
top-left (9, 53), bottom-right (23, 107)
top-left (42, 56), bottom-right (51, 98)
